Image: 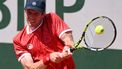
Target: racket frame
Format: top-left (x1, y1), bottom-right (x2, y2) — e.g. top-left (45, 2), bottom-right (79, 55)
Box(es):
top-left (70, 16), bottom-right (117, 52)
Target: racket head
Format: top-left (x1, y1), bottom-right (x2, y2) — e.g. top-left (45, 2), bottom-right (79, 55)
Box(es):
top-left (84, 16), bottom-right (117, 51)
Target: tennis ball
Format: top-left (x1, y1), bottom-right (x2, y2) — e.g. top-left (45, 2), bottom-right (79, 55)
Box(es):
top-left (95, 25), bottom-right (104, 34)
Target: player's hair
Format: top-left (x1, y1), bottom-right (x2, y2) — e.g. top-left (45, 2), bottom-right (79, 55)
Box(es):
top-left (25, 0), bottom-right (46, 13)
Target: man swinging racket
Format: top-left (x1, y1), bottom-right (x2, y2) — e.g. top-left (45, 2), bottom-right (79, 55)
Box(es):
top-left (13, 0), bottom-right (76, 69)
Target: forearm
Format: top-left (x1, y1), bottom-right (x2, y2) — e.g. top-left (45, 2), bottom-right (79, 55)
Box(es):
top-left (20, 54), bottom-right (46, 69)
top-left (58, 31), bottom-right (74, 59)
top-left (32, 60), bottom-right (46, 69)
top-left (22, 60), bottom-right (46, 69)
top-left (60, 31), bottom-right (74, 48)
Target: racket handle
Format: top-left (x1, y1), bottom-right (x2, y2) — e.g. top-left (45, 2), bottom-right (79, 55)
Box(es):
top-left (70, 45), bottom-right (84, 52)
top-left (70, 48), bottom-right (76, 52)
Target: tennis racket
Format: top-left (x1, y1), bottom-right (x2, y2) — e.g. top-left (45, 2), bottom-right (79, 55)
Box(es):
top-left (70, 16), bottom-right (117, 52)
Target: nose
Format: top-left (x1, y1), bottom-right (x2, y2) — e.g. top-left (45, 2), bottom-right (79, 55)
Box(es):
top-left (28, 14), bottom-right (34, 19)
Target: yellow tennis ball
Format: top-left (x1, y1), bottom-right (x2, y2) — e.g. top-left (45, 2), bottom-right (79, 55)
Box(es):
top-left (95, 25), bottom-right (104, 34)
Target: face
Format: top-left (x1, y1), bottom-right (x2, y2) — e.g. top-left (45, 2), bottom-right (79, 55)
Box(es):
top-left (25, 9), bottom-right (44, 28)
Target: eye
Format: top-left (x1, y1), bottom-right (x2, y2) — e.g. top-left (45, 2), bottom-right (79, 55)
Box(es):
top-left (26, 9), bottom-right (41, 16)
top-left (34, 13), bottom-right (40, 16)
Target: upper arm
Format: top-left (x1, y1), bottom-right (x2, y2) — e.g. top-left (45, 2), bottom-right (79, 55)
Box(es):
top-left (50, 13), bottom-right (74, 47)
top-left (13, 40), bottom-right (29, 61)
top-left (13, 39), bottom-right (33, 68)
top-left (50, 13), bottom-right (72, 37)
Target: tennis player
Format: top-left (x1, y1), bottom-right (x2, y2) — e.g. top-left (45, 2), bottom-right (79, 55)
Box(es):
top-left (13, 0), bottom-right (75, 69)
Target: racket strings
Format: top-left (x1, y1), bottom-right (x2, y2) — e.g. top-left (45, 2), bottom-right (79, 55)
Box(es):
top-left (84, 17), bottom-right (116, 50)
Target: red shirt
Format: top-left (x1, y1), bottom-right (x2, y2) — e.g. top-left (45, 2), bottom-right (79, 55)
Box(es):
top-left (13, 13), bottom-right (75, 69)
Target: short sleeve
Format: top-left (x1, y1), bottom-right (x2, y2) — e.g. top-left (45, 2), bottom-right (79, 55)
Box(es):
top-left (51, 13), bottom-right (72, 38)
top-left (13, 40), bottom-right (30, 61)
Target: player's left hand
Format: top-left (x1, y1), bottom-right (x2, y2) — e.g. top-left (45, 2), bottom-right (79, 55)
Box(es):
top-left (60, 46), bottom-right (72, 59)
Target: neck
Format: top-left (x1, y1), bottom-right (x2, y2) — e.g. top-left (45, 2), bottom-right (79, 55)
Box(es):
top-left (28, 19), bottom-right (42, 29)
top-left (27, 20), bottom-right (43, 34)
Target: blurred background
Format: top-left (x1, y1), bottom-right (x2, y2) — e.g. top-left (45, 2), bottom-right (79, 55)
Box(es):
top-left (0, 0), bottom-right (122, 69)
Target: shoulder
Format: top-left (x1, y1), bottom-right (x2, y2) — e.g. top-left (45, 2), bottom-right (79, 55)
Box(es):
top-left (13, 27), bottom-right (26, 43)
top-left (45, 12), bottom-right (61, 19)
top-left (43, 12), bottom-right (61, 24)
top-left (46, 12), bottom-right (58, 16)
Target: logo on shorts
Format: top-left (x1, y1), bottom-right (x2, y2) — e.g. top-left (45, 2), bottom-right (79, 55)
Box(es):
top-left (27, 44), bottom-right (33, 50)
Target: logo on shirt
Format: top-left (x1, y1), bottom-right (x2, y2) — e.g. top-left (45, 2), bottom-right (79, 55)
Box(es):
top-left (27, 44), bottom-right (33, 50)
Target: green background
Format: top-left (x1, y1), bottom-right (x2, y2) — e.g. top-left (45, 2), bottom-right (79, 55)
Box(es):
top-left (0, 43), bottom-right (122, 69)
